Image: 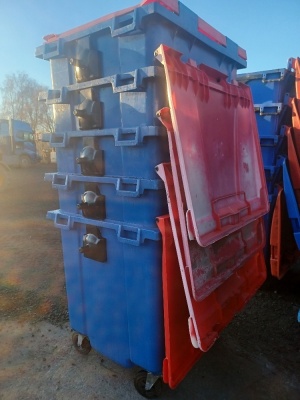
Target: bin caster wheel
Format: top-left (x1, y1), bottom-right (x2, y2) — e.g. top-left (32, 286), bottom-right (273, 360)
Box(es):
top-left (134, 370), bottom-right (162, 398)
top-left (72, 332), bottom-right (91, 355)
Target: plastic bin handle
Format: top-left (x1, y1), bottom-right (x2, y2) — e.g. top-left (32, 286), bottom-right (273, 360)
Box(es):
top-left (254, 103), bottom-right (282, 115)
top-left (111, 70), bottom-right (140, 93)
top-left (54, 213), bottom-right (73, 230)
top-left (117, 225), bottom-right (141, 246)
top-left (49, 132), bottom-right (68, 148)
top-left (111, 9), bottom-right (137, 37)
top-left (52, 174), bottom-right (70, 190)
top-left (115, 128), bottom-right (139, 146)
top-left (116, 178), bottom-right (141, 197)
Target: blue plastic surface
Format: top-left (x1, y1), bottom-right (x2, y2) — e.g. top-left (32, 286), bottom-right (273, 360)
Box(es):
top-left (283, 161), bottom-right (300, 249)
top-left (254, 103), bottom-right (292, 137)
top-left (259, 134), bottom-right (286, 166)
top-left (41, 66), bottom-right (170, 177)
top-left (45, 172), bottom-right (167, 226)
top-left (237, 68), bottom-right (295, 103)
top-left (36, 1), bottom-right (246, 76)
top-left (47, 209), bottom-right (164, 373)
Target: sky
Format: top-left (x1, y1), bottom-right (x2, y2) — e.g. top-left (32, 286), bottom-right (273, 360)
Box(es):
top-left (0, 0), bottom-right (300, 89)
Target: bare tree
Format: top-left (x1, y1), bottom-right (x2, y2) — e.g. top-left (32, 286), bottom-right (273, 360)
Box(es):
top-left (0, 72), bottom-right (54, 134)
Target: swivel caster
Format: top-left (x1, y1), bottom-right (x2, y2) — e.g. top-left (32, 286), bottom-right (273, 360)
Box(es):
top-left (134, 370), bottom-right (162, 398)
top-left (72, 332), bottom-right (91, 355)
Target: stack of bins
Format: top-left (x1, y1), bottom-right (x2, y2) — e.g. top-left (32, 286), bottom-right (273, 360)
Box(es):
top-left (237, 67), bottom-right (295, 261)
top-left (36, 0), bottom-right (267, 394)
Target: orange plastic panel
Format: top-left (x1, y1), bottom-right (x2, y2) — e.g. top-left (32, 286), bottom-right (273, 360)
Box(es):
top-left (156, 161), bottom-right (267, 352)
top-left (155, 44), bottom-right (269, 247)
top-left (157, 215), bottom-right (202, 389)
top-left (291, 57), bottom-right (300, 100)
top-left (157, 107), bottom-right (265, 304)
top-left (270, 186), bottom-right (299, 279)
top-left (286, 126), bottom-right (300, 196)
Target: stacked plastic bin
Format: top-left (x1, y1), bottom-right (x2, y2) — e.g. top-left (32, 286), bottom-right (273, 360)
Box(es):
top-left (238, 61), bottom-right (300, 280)
top-left (37, 0), bottom-right (268, 396)
top-left (237, 68), bottom-right (294, 204)
top-left (237, 67), bottom-right (295, 262)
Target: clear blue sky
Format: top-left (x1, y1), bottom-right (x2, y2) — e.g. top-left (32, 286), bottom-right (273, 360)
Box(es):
top-left (0, 0), bottom-right (300, 88)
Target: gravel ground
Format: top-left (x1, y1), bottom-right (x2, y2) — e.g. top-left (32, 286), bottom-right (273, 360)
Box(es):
top-left (0, 163), bottom-right (299, 399)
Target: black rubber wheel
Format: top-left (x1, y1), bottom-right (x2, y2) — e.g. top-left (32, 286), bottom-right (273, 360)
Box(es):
top-left (72, 332), bottom-right (91, 355)
top-left (134, 370), bottom-right (162, 399)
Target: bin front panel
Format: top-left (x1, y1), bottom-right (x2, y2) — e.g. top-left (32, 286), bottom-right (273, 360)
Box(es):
top-left (47, 209), bottom-right (164, 373)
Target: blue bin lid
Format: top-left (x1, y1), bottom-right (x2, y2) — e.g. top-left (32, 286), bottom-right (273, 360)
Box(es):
top-left (35, 0), bottom-right (247, 69)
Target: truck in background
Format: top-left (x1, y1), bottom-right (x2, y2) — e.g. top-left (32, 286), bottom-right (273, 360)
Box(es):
top-left (0, 118), bottom-right (40, 168)
top-left (0, 118), bottom-right (40, 190)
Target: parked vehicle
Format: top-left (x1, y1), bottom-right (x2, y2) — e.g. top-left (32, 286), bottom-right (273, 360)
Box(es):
top-left (0, 118), bottom-right (40, 168)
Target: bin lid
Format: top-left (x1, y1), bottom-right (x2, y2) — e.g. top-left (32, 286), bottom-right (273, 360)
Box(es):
top-left (155, 44), bottom-right (269, 247)
top-left (36, 1), bottom-right (247, 69)
top-left (156, 162), bottom-right (266, 353)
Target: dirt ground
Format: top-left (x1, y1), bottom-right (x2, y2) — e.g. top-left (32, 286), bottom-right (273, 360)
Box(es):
top-left (0, 163), bottom-right (299, 400)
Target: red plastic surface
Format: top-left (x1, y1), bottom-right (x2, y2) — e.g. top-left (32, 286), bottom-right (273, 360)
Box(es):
top-left (157, 105), bottom-right (265, 303)
top-left (141, 0), bottom-right (179, 13)
top-left (155, 44), bottom-right (269, 247)
top-left (156, 162), bottom-right (266, 353)
top-left (287, 126), bottom-right (300, 191)
top-left (198, 17), bottom-right (226, 47)
top-left (156, 215), bottom-right (202, 389)
top-left (238, 46), bottom-right (247, 61)
top-left (270, 186), bottom-right (299, 279)
top-left (291, 57), bottom-right (300, 99)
